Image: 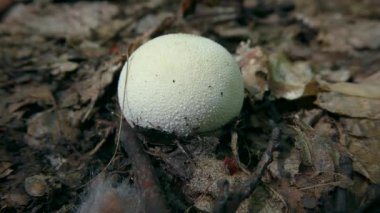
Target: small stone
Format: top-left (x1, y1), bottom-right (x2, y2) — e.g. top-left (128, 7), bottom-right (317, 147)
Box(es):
top-left (24, 175), bottom-right (48, 197)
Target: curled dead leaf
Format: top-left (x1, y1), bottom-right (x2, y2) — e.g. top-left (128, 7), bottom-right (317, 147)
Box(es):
top-left (0, 2), bottom-right (118, 39)
top-left (268, 52), bottom-right (315, 100)
top-left (292, 119), bottom-right (338, 173)
top-left (317, 17), bottom-right (380, 53)
top-left (319, 81), bottom-right (380, 99)
top-left (347, 136), bottom-right (380, 184)
top-left (0, 162), bottom-right (13, 179)
top-left (51, 61), bottom-right (79, 75)
top-left (315, 92), bottom-right (380, 119)
top-left (236, 44), bottom-right (269, 101)
top-left (25, 110), bottom-right (79, 149)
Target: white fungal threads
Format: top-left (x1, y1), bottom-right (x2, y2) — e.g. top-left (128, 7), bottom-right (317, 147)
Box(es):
top-left (117, 34), bottom-right (244, 136)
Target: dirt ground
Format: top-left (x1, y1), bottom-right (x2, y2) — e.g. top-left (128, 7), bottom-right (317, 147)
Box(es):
top-left (1, 0), bottom-right (380, 212)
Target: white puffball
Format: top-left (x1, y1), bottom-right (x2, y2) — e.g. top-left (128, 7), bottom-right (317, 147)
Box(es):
top-left (118, 34), bottom-right (244, 136)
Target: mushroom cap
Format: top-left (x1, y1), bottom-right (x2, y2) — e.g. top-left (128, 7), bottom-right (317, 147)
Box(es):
top-left (118, 34), bottom-right (244, 136)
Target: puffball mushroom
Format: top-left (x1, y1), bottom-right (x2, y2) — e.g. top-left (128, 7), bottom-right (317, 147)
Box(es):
top-left (118, 33), bottom-right (244, 136)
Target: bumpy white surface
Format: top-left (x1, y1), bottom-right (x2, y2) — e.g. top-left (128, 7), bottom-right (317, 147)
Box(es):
top-left (118, 34), bottom-right (244, 136)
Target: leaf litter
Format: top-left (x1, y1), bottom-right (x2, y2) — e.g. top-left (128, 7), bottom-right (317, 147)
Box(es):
top-left (0, 0), bottom-right (380, 212)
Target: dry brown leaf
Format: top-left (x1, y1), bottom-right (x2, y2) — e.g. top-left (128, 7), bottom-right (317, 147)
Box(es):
top-left (315, 92), bottom-right (380, 119)
top-left (25, 110), bottom-right (79, 149)
top-left (318, 69), bottom-right (351, 83)
top-left (1, 84), bottom-right (55, 124)
top-left (347, 136), bottom-right (380, 184)
top-left (51, 61), bottom-right (79, 75)
top-left (317, 16), bottom-right (380, 52)
top-left (59, 59), bottom-right (121, 114)
top-left (319, 81), bottom-right (380, 99)
top-left (341, 118), bottom-right (380, 138)
top-left (0, 2), bottom-right (118, 39)
top-left (135, 13), bottom-right (173, 36)
top-left (236, 44), bottom-right (269, 101)
top-left (295, 171), bottom-right (350, 199)
top-left (127, 14), bottom-right (175, 54)
top-left (0, 162), bottom-right (13, 179)
top-left (268, 147), bottom-right (301, 182)
top-left (292, 119), bottom-right (338, 173)
top-left (358, 71), bottom-right (380, 84)
top-left (4, 192), bottom-right (30, 207)
top-left (214, 25), bottom-right (250, 39)
top-left (275, 181), bottom-right (303, 211)
top-left (295, 0), bottom-right (380, 18)
top-left (340, 117), bottom-right (380, 184)
top-left (268, 52), bottom-right (315, 100)
top-left (96, 19), bottom-right (133, 42)
top-left (7, 85), bottom-right (54, 113)
top-left (248, 185), bottom-right (286, 213)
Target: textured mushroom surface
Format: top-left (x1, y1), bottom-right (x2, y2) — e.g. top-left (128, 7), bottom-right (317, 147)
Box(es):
top-left (118, 34), bottom-right (244, 136)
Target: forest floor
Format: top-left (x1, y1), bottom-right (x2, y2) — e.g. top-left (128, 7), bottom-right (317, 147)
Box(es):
top-left (1, 0), bottom-right (380, 212)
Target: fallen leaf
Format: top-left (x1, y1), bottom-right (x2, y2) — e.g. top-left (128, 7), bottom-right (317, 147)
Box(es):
top-left (25, 110), bottom-right (79, 149)
top-left (317, 16), bottom-right (380, 52)
top-left (4, 192), bottom-right (30, 207)
top-left (295, 0), bottom-right (380, 18)
top-left (0, 2), bottom-right (118, 39)
top-left (292, 119), bottom-right (338, 173)
top-left (236, 44), bottom-right (269, 101)
top-left (127, 14), bottom-right (175, 54)
top-left (347, 136), bottom-right (380, 184)
top-left (2, 84), bottom-right (55, 124)
top-left (193, 195), bottom-right (214, 212)
top-left (268, 52), bottom-right (315, 100)
top-left (249, 185), bottom-right (286, 213)
top-left (268, 147), bottom-right (301, 183)
top-left (96, 19), bottom-right (133, 41)
top-left (319, 81), bottom-right (380, 99)
top-left (301, 194), bottom-right (317, 209)
top-left (275, 181), bottom-right (303, 211)
top-left (78, 40), bottom-right (108, 58)
top-left (51, 61), bottom-right (79, 75)
top-left (358, 71), bottom-right (380, 84)
top-left (340, 117), bottom-right (380, 184)
top-left (0, 162), bottom-right (13, 179)
top-left (315, 92), bottom-right (380, 119)
top-left (295, 171), bottom-right (349, 199)
top-left (134, 13), bottom-right (173, 35)
top-left (214, 25), bottom-right (250, 39)
top-left (318, 69), bottom-right (351, 83)
top-left (59, 59), bottom-right (122, 122)
top-left (7, 85), bottom-right (54, 113)
top-left (341, 118), bottom-right (380, 138)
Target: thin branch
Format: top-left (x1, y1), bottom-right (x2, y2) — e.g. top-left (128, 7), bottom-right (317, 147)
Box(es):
top-left (120, 121), bottom-right (169, 213)
top-left (213, 127), bottom-right (281, 213)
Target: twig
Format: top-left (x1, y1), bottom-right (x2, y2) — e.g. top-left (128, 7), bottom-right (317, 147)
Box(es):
top-left (230, 131), bottom-right (250, 175)
top-left (120, 121), bottom-right (169, 213)
top-left (213, 127), bottom-right (281, 213)
top-left (85, 138), bottom-right (107, 157)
